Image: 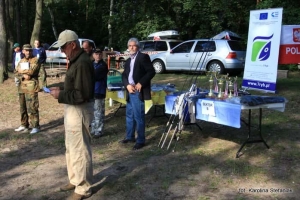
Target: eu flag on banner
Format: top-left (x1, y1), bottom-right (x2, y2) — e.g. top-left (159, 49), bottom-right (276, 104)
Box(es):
top-left (259, 13), bottom-right (268, 20)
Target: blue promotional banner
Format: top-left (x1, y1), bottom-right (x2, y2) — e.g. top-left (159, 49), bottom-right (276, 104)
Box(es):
top-left (242, 8), bottom-right (283, 93)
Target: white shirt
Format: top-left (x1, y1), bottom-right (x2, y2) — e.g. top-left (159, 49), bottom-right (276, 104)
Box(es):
top-left (128, 52), bottom-right (139, 85)
top-left (15, 52), bottom-right (21, 68)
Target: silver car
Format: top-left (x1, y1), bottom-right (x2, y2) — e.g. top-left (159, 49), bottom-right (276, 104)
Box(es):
top-left (150, 39), bottom-right (246, 74)
top-left (46, 38), bottom-right (96, 64)
top-left (116, 39), bottom-right (181, 69)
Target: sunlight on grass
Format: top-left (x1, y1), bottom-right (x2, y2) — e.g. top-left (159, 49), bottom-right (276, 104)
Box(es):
top-left (198, 196), bottom-right (212, 200)
top-left (224, 159), bottom-right (266, 177)
top-left (1, 72), bottom-right (300, 199)
top-left (24, 188), bottom-right (36, 195)
top-left (52, 136), bottom-right (65, 146)
top-left (25, 160), bottom-right (43, 168)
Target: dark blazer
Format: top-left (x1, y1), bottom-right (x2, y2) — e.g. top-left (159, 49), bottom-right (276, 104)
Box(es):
top-left (122, 52), bottom-right (155, 101)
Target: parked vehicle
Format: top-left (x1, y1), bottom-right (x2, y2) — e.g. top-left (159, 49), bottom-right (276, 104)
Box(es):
top-left (140, 39), bottom-right (182, 52)
top-left (116, 39), bottom-right (182, 69)
top-left (147, 30), bottom-right (180, 40)
top-left (46, 38), bottom-right (96, 64)
top-left (150, 39), bottom-right (246, 74)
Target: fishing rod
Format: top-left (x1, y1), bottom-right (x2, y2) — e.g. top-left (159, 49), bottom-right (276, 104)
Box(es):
top-left (166, 84), bottom-right (197, 150)
top-left (158, 105), bottom-right (178, 147)
top-left (188, 38), bottom-right (214, 88)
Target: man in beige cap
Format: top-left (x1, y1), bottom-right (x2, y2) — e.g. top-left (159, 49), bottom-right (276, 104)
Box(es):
top-left (14, 44), bottom-right (41, 134)
top-left (49, 30), bottom-right (95, 200)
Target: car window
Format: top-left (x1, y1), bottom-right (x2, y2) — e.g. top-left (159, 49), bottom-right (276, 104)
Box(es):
top-left (227, 40), bottom-right (245, 51)
top-left (155, 41), bottom-right (168, 51)
top-left (48, 46), bottom-right (59, 51)
top-left (169, 42), bottom-right (182, 49)
top-left (48, 42), bottom-right (59, 51)
top-left (172, 41), bottom-right (194, 53)
top-left (140, 42), bottom-right (145, 50)
top-left (143, 42), bottom-right (156, 51)
top-left (194, 41), bottom-right (216, 52)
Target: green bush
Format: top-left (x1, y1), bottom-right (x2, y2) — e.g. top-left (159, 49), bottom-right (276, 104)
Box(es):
top-left (278, 64), bottom-right (299, 71)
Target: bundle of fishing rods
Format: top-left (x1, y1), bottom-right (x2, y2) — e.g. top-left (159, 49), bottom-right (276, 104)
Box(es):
top-left (158, 40), bottom-right (213, 151)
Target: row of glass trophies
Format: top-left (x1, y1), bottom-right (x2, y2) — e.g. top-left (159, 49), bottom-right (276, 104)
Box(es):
top-left (206, 71), bottom-right (238, 99)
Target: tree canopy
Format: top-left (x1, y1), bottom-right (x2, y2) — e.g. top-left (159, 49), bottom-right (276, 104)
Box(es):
top-left (0, 0), bottom-right (299, 82)
top-left (14, 0), bottom-right (300, 50)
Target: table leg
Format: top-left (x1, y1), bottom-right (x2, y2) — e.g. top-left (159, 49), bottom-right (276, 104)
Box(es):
top-left (236, 108), bottom-right (269, 158)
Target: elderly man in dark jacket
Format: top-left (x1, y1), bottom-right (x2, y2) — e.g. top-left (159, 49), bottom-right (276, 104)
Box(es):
top-left (121, 37), bottom-right (156, 150)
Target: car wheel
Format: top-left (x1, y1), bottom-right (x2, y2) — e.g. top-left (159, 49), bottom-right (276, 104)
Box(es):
top-left (153, 60), bottom-right (165, 74)
top-left (207, 61), bottom-right (225, 74)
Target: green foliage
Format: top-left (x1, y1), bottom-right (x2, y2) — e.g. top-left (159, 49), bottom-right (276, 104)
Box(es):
top-left (8, 0), bottom-right (300, 51)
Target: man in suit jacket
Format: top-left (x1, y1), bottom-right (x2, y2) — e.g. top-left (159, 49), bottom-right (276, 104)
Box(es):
top-left (121, 37), bottom-right (156, 150)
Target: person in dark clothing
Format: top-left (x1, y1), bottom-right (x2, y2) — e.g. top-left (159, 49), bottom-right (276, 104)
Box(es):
top-left (90, 48), bottom-right (108, 138)
top-left (32, 39), bottom-right (47, 88)
top-left (12, 43), bottom-right (24, 71)
top-left (82, 40), bottom-right (94, 61)
top-left (49, 30), bottom-right (95, 200)
top-left (32, 39), bottom-right (47, 64)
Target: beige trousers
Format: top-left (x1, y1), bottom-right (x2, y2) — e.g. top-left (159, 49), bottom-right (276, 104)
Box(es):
top-left (64, 102), bottom-right (94, 196)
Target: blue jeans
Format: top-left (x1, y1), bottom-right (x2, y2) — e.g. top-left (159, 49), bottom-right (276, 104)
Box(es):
top-left (126, 92), bottom-right (145, 144)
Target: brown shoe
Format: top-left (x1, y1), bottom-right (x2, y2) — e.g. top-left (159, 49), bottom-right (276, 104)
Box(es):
top-left (66, 192), bottom-right (92, 200)
top-left (60, 183), bottom-right (75, 191)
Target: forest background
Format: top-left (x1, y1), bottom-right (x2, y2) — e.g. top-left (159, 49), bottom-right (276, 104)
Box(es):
top-left (0, 0), bottom-right (300, 82)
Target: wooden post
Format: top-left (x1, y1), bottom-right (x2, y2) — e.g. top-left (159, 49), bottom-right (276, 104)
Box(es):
top-left (107, 56), bottom-right (110, 69)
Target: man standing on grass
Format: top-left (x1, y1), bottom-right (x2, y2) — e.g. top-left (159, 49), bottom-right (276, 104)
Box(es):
top-left (14, 44), bottom-right (41, 135)
top-left (121, 37), bottom-right (155, 150)
top-left (90, 48), bottom-right (108, 138)
top-left (49, 30), bottom-right (95, 200)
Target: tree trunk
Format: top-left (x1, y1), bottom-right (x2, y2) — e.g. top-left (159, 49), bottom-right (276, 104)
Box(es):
top-left (30, 0), bottom-right (43, 46)
top-left (108, 0), bottom-right (113, 48)
top-left (46, 5), bottom-right (58, 40)
top-left (15, 0), bottom-right (21, 44)
top-left (6, 0), bottom-right (13, 63)
top-left (23, 0), bottom-right (29, 42)
top-left (0, 0), bottom-right (8, 83)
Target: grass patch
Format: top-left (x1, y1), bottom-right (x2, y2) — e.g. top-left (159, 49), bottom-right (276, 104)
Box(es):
top-left (1, 71), bottom-right (300, 199)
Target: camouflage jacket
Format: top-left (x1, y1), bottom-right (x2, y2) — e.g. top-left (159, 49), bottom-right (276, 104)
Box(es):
top-left (14, 57), bottom-right (41, 93)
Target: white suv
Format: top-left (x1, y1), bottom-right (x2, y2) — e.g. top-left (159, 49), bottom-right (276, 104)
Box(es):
top-left (46, 38), bottom-right (96, 64)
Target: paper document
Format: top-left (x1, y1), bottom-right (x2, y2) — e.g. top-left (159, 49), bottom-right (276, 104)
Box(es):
top-left (201, 100), bottom-right (216, 116)
top-left (20, 62), bottom-right (29, 70)
top-left (117, 90), bottom-right (125, 99)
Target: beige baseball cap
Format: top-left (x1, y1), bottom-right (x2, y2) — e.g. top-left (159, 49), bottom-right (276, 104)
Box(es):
top-left (53, 30), bottom-right (78, 47)
top-left (23, 44), bottom-right (32, 50)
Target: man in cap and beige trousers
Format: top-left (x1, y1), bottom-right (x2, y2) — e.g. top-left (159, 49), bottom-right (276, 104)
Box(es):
top-left (49, 30), bottom-right (95, 200)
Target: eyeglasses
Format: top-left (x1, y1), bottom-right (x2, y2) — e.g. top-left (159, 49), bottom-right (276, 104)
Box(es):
top-left (128, 45), bottom-right (137, 48)
top-left (61, 42), bottom-right (72, 50)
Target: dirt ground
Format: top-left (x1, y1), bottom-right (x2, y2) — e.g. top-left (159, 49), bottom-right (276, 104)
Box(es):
top-left (0, 72), bottom-right (299, 200)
